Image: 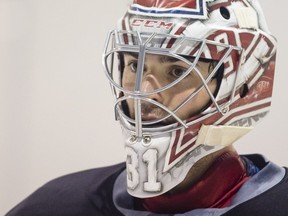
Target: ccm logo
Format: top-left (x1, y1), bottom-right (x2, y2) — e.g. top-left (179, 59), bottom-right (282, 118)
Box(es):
top-left (131, 19), bottom-right (173, 29)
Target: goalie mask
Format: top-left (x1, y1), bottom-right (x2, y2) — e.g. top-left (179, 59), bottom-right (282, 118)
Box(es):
top-left (102, 0), bottom-right (277, 198)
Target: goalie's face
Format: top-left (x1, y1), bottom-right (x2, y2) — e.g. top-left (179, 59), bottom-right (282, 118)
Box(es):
top-left (122, 53), bottom-right (217, 124)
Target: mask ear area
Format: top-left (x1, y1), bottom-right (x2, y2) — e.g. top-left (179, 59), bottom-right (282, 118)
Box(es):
top-left (202, 63), bottom-right (224, 113)
top-left (239, 83), bottom-right (249, 98)
top-left (212, 63), bottom-right (224, 98)
top-left (189, 62), bottom-right (224, 116)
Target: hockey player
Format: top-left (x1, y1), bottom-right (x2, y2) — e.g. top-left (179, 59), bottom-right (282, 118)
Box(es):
top-left (7, 0), bottom-right (288, 215)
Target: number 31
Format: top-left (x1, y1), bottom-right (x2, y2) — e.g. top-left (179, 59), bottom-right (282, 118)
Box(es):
top-left (126, 147), bottom-right (162, 192)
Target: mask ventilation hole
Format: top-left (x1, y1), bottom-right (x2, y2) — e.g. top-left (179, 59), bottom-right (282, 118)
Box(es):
top-left (220, 7), bottom-right (230, 20)
top-left (239, 83), bottom-right (249, 98)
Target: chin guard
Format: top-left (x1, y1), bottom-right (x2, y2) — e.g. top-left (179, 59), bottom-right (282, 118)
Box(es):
top-left (123, 129), bottom-right (223, 198)
top-left (123, 123), bottom-right (252, 198)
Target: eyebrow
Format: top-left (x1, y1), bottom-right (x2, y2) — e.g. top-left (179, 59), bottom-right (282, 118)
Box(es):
top-left (123, 52), bottom-right (184, 63)
top-left (159, 55), bottom-right (181, 63)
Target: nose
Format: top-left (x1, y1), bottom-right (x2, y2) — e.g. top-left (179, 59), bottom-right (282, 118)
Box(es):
top-left (140, 74), bottom-right (162, 102)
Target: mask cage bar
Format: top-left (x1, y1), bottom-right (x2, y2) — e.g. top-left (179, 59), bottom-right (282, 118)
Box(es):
top-left (113, 54), bottom-right (225, 127)
top-left (102, 30), bottom-right (244, 137)
top-left (115, 96), bottom-right (188, 128)
top-left (103, 30), bottom-right (242, 96)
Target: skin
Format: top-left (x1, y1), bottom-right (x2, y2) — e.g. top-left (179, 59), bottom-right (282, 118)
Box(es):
top-left (121, 52), bottom-right (238, 194)
top-left (122, 53), bottom-right (217, 123)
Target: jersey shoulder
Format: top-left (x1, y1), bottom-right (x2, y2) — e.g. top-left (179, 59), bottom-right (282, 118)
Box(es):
top-left (223, 167), bottom-right (288, 216)
top-left (6, 162), bottom-right (126, 216)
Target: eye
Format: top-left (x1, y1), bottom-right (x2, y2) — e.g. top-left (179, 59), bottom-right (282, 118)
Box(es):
top-left (129, 61), bottom-right (138, 72)
top-left (170, 67), bottom-right (186, 78)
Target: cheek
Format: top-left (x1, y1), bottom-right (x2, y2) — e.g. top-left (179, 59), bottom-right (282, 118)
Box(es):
top-left (167, 86), bottom-right (212, 118)
top-left (166, 88), bottom-right (196, 110)
top-left (121, 72), bottom-right (136, 117)
top-left (122, 71), bottom-right (135, 91)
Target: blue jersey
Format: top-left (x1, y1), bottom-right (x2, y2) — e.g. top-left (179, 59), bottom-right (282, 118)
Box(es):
top-left (6, 154), bottom-right (288, 216)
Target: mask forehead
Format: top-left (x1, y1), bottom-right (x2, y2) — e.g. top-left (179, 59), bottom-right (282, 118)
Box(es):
top-left (129, 0), bottom-right (216, 19)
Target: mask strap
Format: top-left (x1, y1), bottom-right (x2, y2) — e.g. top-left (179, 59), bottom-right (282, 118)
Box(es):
top-left (196, 125), bottom-right (253, 147)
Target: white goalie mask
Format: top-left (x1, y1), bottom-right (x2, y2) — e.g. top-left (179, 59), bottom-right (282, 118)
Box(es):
top-left (102, 0), bottom-right (277, 198)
